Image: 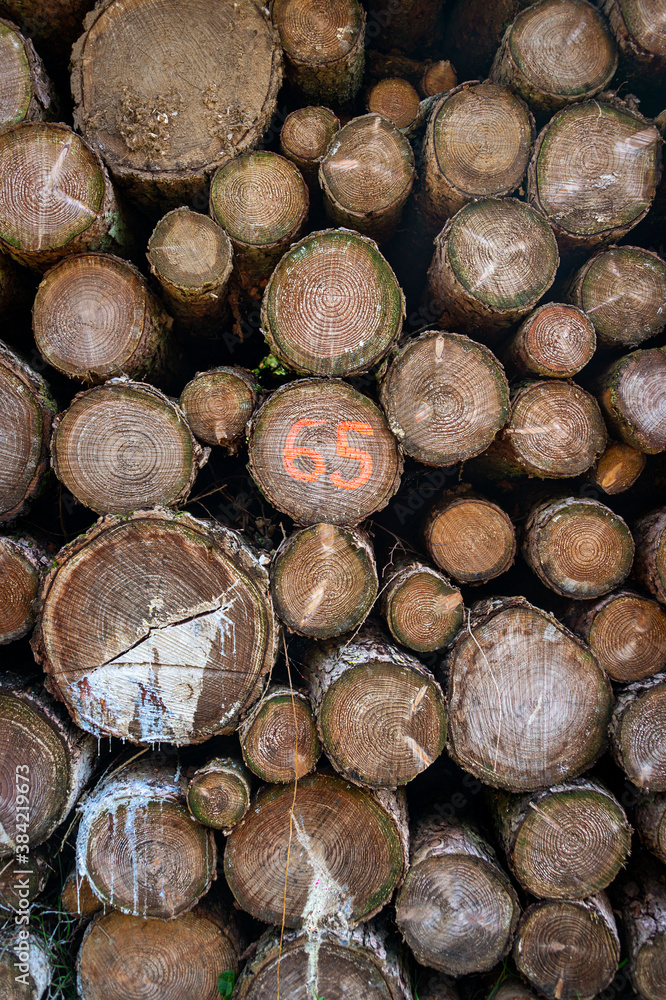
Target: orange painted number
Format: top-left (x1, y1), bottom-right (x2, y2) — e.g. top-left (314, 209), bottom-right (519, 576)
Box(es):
top-left (330, 422), bottom-right (374, 491)
top-left (282, 419), bottom-right (326, 482)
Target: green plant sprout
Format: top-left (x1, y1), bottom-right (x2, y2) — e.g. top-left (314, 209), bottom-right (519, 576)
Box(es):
top-left (218, 970), bottom-right (236, 997)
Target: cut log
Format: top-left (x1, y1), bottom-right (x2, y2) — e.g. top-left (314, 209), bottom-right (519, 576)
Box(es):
top-left (610, 672), bottom-right (666, 791)
top-left (365, 0), bottom-right (446, 55)
top-left (395, 814), bottom-right (520, 976)
top-left (425, 198), bottom-right (559, 341)
top-left (381, 558), bottom-right (463, 653)
top-left (209, 151), bottom-right (308, 296)
top-left (32, 508), bottom-right (279, 745)
top-left (239, 684), bottom-right (321, 784)
top-left (521, 496), bottom-right (634, 599)
top-left (0, 673), bottom-right (97, 858)
top-left (473, 380), bottom-right (607, 478)
top-left (0, 533), bottom-right (49, 644)
top-left (179, 367), bottom-right (258, 452)
top-left (423, 489), bottom-right (516, 585)
top-left (527, 98), bottom-right (661, 254)
top-left (616, 858), bottom-right (666, 1000)
top-left (60, 870), bottom-right (105, 920)
top-left (421, 61), bottom-right (457, 97)
top-left (0, 924), bottom-right (52, 1000)
top-left (418, 84), bottom-right (534, 229)
top-left (489, 0), bottom-right (617, 117)
top-left (513, 893), bottom-right (620, 1000)
top-left (271, 523), bottom-right (378, 638)
top-left (367, 78), bottom-right (421, 130)
top-left (567, 245), bottom-right (666, 349)
top-left (0, 849), bottom-right (48, 914)
top-left (491, 778), bottom-right (631, 899)
top-left (0, 17), bottom-right (56, 128)
top-left (247, 378), bottom-right (403, 525)
top-left (280, 105), bottom-right (340, 186)
top-left (71, 0), bottom-right (282, 211)
top-left (634, 507), bottom-right (666, 603)
top-left (77, 905), bottom-right (240, 1000)
top-left (0, 341), bottom-right (55, 527)
top-left (319, 113), bottom-right (415, 243)
top-left (596, 347), bottom-right (666, 454)
top-left (76, 758), bottom-right (216, 919)
top-left (186, 757), bottom-right (251, 834)
top-left (51, 379), bottom-right (207, 515)
top-left (0, 121), bottom-right (130, 272)
top-left (305, 626), bottom-right (447, 788)
top-left (271, 0), bottom-right (365, 108)
top-left (224, 773), bottom-right (408, 928)
top-left (379, 331), bottom-right (509, 467)
top-left (499, 303), bottom-right (596, 379)
top-left (600, 0), bottom-right (666, 78)
top-left (261, 229), bottom-right (404, 377)
top-left (563, 589), bottom-right (666, 682)
top-left (33, 253), bottom-right (172, 384)
top-left (445, 596), bottom-right (613, 791)
top-left (635, 793), bottom-right (666, 864)
top-left (233, 922), bottom-right (412, 999)
top-left (146, 208), bottom-right (233, 337)
top-left (589, 440), bottom-right (646, 495)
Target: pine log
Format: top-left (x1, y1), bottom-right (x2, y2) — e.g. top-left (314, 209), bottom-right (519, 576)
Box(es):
top-left (616, 858), bottom-right (666, 1000)
top-left (280, 105), bottom-right (340, 186)
top-left (421, 61), bottom-right (457, 97)
top-left (381, 558), bottom-right (463, 653)
top-left (33, 253), bottom-right (172, 384)
top-left (233, 922), bottom-right (412, 999)
top-left (261, 229), bottom-right (404, 377)
top-left (186, 757), bottom-right (251, 834)
top-left (0, 17), bottom-right (56, 128)
top-left (425, 198), bottom-right (559, 341)
top-left (60, 870), bottom-right (105, 920)
top-left (610, 672), bottom-right (666, 791)
top-left (491, 778), bottom-right (631, 899)
top-left (563, 589), bottom-right (666, 682)
top-left (600, 0), bottom-right (666, 78)
top-left (567, 245), bottom-right (666, 349)
top-left (0, 121), bottom-right (130, 272)
top-left (77, 905), bottom-right (240, 1000)
top-left (635, 793), bottom-right (666, 864)
top-left (305, 626), bottom-right (446, 788)
top-left (634, 507), bottom-right (666, 603)
top-left (489, 0), bottom-right (617, 117)
top-left (209, 151), bottom-right (308, 297)
top-left (272, 0), bottom-right (365, 109)
top-left (446, 597), bottom-right (613, 791)
top-left (0, 533), bottom-right (49, 644)
top-left (76, 758), bottom-right (216, 919)
top-left (379, 331), bottom-right (509, 467)
top-left (146, 208), bottom-right (233, 337)
top-left (319, 113), bottom-right (415, 243)
top-left (32, 508), bottom-right (279, 745)
top-left (224, 773), bottom-right (408, 928)
top-left (0, 849), bottom-right (48, 914)
top-left (0, 673), bottom-right (97, 858)
top-left (0, 924), bottom-right (52, 1000)
top-left (0, 341), bottom-right (55, 526)
top-left (0, 0), bottom-right (93, 65)
top-left (472, 380), bottom-right (607, 479)
top-left (395, 814), bottom-right (520, 976)
top-left (247, 378), bottom-right (403, 525)
top-left (424, 489), bottom-right (516, 585)
top-left (513, 893), bottom-right (620, 1000)
top-left (367, 78), bottom-right (421, 130)
top-left (271, 523), bottom-right (378, 638)
top-left (418, 83), bottom-right (534, 229)
top-left (366, 0), bottom-right (446, 55)
top-left (238, 684), bottom-right (321, 783)
top-left (179, 367), bottom-right (258, 452)
top-left (71, 0), bottom-right (282, 211)
top-left (500, 303), bottom-right (596, 379)
top-left (521, 496), bottom-right (634, 599)
top-left (596, 347), bottom-right (666, 454)
top-left (589, 440), bottom-right (646, 495)
top-left (527, 98), bottom-right (661, 254)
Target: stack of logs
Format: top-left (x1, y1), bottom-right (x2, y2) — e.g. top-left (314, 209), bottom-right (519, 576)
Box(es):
top-left (1, 1), bottom-right (666, 999)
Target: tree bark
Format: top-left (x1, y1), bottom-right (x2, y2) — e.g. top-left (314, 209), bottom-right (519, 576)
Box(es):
top-left (261, 228), bottom-right (405, 377)
top-left (634, 507), bottom-right (666, 603)
top-left (32, 508), bottom-right (279, 746)
top-left (186, 757), bottom-right (252, 834)
top-left (224, 772), bottom-right (408, 929)
top-left (271, 522), bottom-right (377, 638)
top-left (0, 924), bottom-right (52, 1000)
top-left (381, 557), bottom-right (463, 653)
top-left (71, 0), bottom-right (282, 212)
top-left (280, 106), bottom-right (340, 187)
top-left (0, 532), bottom-right (50, 644)
top-left (595, 347), bottom-right (666, 454)
top-left (304, 625), bottom-right (447, 788)
top-left (367, 78), bottom-right (421, 130)
top-left (499, 303), bottom-right (596, 379)
top-left (635, 793), bottom-right (666, 865)
top-left (179, 367), bottom-right (259, 452)
top-left (0, 17), bottom-right (56, 128)
top-left (615, 858), bottom-right (666, 1000)
top-left (600, 0), bottom-right (666, 78)
top-left (238, 684), bottom-right (321, 783)
top-left (610, 672), bottom-right (666, 791)
top-left (589, 440), bottom-right (646, 495)
top-left (395, 813), bottom-right (520, 976)
top-left (445, 596), bottom-right (613, 791)
top-left (423, 487), bottom-right (516, 585)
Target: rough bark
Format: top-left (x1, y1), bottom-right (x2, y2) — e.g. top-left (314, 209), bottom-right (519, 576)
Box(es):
top-left (367, 78), bottom-right (421, 130)
top-left (186, 757), bottom-right (252, 834)
top-left (0, 924), bottom-right (52, 1000)
top-left (589, 440), bottom-right (646, 494)
top-left (261, 228), bottom-right (404, 377)
top-left (0, 17), bottom-right (56, 128)
top-left (32, 508), bottom-right (279, 746)
top-left (280, 105), bottom-right (340, 186)
top-left (238, 684), bottom-right (321, 784)
top-left (0, 533), bottom-right (50, 644)
top-left (304, 625), bottom-right (447, 788)
top-left (445, 596), bottom-right (613, 791)
top-left (179, 367), bottom-right (259, 452)
top-left (423, 488), bottom-right (516, 585)
top-left (610, 672), bottom-right (666, 791)
top-left (595, 347), bottom-right (666, 454)
top-left (381, 557), bottom-right (463, 653)
top-left (614, 858), bottom-right (666, 1000)
top-left (635, 793), bottom-right (666, 864)
top-left (500, 303), bottom-right (596, 379)
top-left (634, 507), bottom-right (666, 603)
